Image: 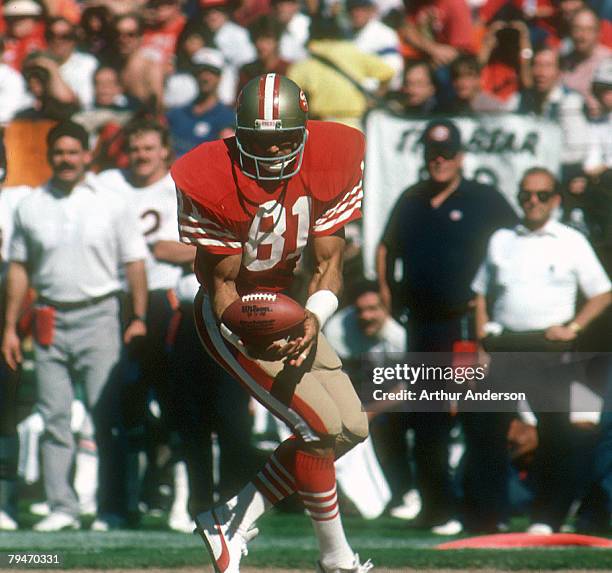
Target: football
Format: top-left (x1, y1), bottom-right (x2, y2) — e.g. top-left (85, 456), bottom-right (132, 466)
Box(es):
top-left (221, 292), bottom-right (306, 347)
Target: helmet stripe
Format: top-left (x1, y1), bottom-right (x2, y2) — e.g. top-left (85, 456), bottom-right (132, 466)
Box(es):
top-left (258, 75), bottom-right (267, 120)
top-left (263, 73), bottom-right (276, 120)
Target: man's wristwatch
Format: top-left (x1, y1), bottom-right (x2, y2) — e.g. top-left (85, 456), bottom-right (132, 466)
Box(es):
top-left (567, 321), bottom-right (582, 334)
top-left (130, 313), bottom-right (147, 323)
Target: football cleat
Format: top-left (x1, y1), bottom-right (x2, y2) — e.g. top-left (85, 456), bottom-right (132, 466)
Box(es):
top-left (316, 553), bottom-right (374, 573)
top-left (194, 506), bottom-right (258, 573)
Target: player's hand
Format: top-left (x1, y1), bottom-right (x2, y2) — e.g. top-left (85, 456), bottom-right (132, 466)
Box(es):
top-left (247, 337), bottom-right (300, 362)
top-left (286, 310), bottom-right (319, 368)
top-left (1, 328), bottom-right (22, 371)
top-left (124, 318), bottom-right (147, 344)
top-left (544, 324), bottom-right (577, 342)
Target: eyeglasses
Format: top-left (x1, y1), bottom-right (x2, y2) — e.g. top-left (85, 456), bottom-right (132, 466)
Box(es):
top-left (517, 189), bottom-right (556, 203)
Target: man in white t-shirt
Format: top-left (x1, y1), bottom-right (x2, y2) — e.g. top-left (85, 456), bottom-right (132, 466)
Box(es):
top-left (472, 166), bottom-right (611, 534)
top-left (1, 121), bottom-right (148, 532)
top-left (95, 118), bottom-right (194, 531)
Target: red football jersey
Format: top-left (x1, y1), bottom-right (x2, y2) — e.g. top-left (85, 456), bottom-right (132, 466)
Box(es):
top-left (171, 120), bottom-right (365, 294)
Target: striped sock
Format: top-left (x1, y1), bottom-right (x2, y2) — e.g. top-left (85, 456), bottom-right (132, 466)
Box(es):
top-left (228, 440), bottom-right (297, 536)
top-left (294, 451), bottom-right (354, 569)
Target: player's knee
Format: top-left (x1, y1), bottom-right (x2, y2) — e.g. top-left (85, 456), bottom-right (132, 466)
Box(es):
top-left (318, 417), bottom-right (343, 443)
top-left (334, 413), bottom-right (369, 458)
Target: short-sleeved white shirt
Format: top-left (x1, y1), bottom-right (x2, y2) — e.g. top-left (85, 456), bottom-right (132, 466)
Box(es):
top-left (59, 51), bottom-right (99, 110)
top-left (472, 220), bottom-right (611, 331)
top-left (10, 174), bottom-right (147, 302)
top-left (95, 169), bottom-right (182, 291)
top-left (0, 185), bottom-right (31, 277)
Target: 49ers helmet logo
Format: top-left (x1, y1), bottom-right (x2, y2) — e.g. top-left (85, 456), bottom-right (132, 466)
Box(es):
top-left (299, 90), bottom-right (308, 113)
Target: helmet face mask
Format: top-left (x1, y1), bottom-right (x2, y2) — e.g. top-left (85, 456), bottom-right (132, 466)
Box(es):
top-left (235, 74), bottom-right (308, 181)
top-left (236, 126), bottom-right (307, 180)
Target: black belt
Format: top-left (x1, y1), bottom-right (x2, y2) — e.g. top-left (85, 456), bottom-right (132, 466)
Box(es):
top-left (38, 291), bottom-right (118, 311)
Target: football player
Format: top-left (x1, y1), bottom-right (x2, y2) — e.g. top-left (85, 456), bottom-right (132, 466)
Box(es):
top-left (171, 74), bottom-right (372, 573)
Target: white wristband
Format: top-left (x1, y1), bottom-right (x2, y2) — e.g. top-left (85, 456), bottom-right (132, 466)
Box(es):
top-left (305, 290), bottom-right (338, 329)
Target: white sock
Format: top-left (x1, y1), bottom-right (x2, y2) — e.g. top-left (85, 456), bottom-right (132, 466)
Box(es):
top-left (302, 485), bottom-right (354, 569)
top-left (226, 482), bottom-right (272, 536)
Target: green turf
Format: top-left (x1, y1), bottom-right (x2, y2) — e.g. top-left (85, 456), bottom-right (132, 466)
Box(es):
top-left (1, 513), bottom-right (611, 569)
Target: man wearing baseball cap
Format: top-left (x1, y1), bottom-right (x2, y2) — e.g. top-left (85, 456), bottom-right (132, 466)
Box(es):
top-left (377, 119), bottom-right (517, 534)
top-left (166, 47), bottom-right (235, 157)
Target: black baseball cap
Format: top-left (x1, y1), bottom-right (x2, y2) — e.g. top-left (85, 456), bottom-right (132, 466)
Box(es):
top-left (421, 119), bottom-right (462, 156)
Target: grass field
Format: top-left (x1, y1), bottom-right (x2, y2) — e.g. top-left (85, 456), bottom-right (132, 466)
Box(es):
top-left (2, 512), bottom-right (612, 571)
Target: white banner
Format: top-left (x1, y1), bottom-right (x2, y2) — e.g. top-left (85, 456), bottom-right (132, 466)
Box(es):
top-left (362, 110), bottom-right (563, 276)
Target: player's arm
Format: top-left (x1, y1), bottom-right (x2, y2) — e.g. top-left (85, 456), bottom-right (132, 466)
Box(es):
top-left (1, 261), bottom-right (29, 370)
top-left (196, 249), bottom-right (242, 320)
top-left (288, 230), bottom-right (345, 367)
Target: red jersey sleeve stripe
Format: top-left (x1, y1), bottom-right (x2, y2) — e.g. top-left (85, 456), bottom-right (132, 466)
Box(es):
top-left (313, 193), bottom-right (363, 233)
top-left (314, 180), bottom-right (363, 226)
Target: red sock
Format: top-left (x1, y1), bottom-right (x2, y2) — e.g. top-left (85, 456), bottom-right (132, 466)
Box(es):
top-left (294, 451), bottom-right (338, 520)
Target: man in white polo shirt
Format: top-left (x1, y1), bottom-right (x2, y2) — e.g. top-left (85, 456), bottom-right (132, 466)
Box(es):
top-left (472, 166), bottom-right (611, 534)
top-left (1, 121), bottom-right (148, 531)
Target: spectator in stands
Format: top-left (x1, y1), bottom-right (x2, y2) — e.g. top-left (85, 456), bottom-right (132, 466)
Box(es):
top-left (347, 0), bottom-right (404, 89)
top-left (1, 121), bottom-right (148, 532)
top-left (584, 59), bottom-right (612, 178)
top-left (271, 0), bottom-right (310, 63)
top-left (1, 0), bottom-right (46, 70)
top-left (561, 8), bottom-right (611, 117)
top-left (198, 0), bottom-right (256, 70)
top-left (385, 59), bottom-right (438, 115)
top-left (45, 17), bottom-right (98, 110)
top-left (79, 3), bottom-right (113, 58)
top-left (17, 51), bottom-right (80, 120)
top-left (556, 0), bottom-right (612, 51)
top-left (377, 119), bottom-right (518, 534)
top-left (101, 13), bottom-right (166, 110)
top-left (0, 35), bottom-right (31, 123)
top-left (142, 0), bottom-right (186, 67)
top-left (166, 48), bottom-right (234, 157)
top-left (478, 20), bottom-right (533, 108)
top-left (399, 0), bottom-right (474, 68)
top-left (473, 166), bottom-right (611, 533)
top-left (440, 53), bottom-right (506, 113)
top-left (287, 16), bottom-right (395, 129)
top-left (93, 65), bottom-right (140, 111)
top-left (237, 15), bottom-right (289, 95)
top-left (518, 47), bottom-right (590, 181)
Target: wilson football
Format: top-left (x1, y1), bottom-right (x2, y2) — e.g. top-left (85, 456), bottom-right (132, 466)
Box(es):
top-left (221, 292), bottom-right (306, 346)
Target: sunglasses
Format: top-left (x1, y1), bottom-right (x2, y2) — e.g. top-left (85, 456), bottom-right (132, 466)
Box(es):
top-left (425, 148), bottom-right (458, 161)
top-left (517, 190), bottom-right (556, 203)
